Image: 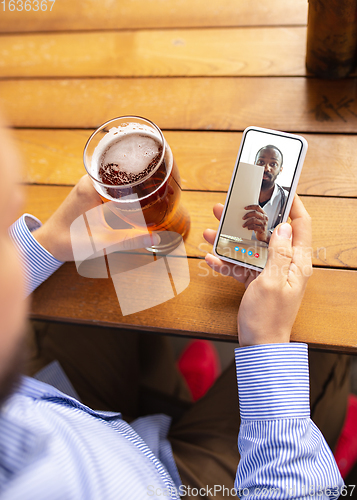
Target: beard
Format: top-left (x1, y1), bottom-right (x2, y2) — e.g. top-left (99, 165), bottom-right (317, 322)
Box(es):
top-left (261, 174), bottom-right (277, 191)
top-left (0, 332), bottom-right (25, 408)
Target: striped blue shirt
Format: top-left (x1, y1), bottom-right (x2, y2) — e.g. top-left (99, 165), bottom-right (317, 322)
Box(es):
top-left (5, 214), bottom-right (343, 499)
top-left (235, 345), bottom-right (344, 499)
top-left (9, 214), bottom-right (63, 296)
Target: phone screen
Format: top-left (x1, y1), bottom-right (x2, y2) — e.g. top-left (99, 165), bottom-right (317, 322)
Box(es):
top-left (215, 128), bottom-right (305, 270)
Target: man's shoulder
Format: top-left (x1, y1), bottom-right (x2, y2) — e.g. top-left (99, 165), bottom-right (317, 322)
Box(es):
top-left (276, 184), bottom-right (289, 199)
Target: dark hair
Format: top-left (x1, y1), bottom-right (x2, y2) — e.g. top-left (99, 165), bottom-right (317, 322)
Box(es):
top-left (255, 145), bottom-right (283, 167)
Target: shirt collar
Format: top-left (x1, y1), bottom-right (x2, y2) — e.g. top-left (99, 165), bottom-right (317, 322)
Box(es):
top-left (264, 183), bottom-right (280, 207)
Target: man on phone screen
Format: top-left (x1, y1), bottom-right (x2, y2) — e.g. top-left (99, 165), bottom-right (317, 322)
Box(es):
top-left (243, 145), bottom-right (288, 244)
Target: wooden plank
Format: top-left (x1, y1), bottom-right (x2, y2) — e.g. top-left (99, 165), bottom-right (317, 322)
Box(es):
top-left (14, 129), bottom-right (357, 197)
top-left (29, 260), bottom-right (357, 353)
top-left (22, 185), bottom-right (357, 269)
top-left (0, 27), bottom-right (307, 78)
top-left (15, 129), bottom-right (90, 184)
top-left (297, 134), bottom-right (357, 197)
top-left (3, 77), bottom-right (357, 132)
top-left (23, 184), bottom-right (72, 222)
top-left (0, 0), bottom-right (308, 32)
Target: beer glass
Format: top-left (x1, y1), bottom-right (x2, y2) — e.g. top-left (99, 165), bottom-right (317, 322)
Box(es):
top-left (83, 116), bottom-right (190, 253)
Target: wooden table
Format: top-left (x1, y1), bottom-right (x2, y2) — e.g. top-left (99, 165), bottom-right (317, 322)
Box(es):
top-left (1, 0), bottom-right (356, 353)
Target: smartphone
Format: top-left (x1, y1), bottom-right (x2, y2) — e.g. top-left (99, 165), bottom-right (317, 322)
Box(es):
top-left (213, 126), bottom-right (308, 272)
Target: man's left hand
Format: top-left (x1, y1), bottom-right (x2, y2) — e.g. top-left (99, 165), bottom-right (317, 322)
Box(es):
top-left (32, 175), bottom-right (157, 261)
top-left (242, 204), bottom-right (269, 243)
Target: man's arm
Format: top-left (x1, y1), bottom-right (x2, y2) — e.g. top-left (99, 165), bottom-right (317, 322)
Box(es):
top-left (235, 343), bottom-right (343, 499)
top-left (9, 175), bottom-right (159, 297)
top-left (9, 214), bottom-right (64, 296)
top-left (203, 196), bottom-right (344, 499)
top-left (9, 175), bottom-right (106, 295)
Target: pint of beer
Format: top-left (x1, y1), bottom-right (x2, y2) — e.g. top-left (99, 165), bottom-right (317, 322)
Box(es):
top-left (83, 116), bottom-right (190, 252)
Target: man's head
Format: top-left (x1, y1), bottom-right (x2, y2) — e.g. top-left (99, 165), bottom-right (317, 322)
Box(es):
top-left (254, 145), bottom-right (283, 191)
top-left (0, 120), bottom-right (28, 407)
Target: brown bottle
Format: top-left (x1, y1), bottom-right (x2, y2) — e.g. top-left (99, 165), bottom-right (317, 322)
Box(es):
top-left (306, 0), bottom-right (357, 78)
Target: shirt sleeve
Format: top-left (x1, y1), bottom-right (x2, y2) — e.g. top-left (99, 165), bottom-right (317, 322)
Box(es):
top-left (234, 343), bottom-right (344, 500)
top-left (9, 214), bottom-right (64, 297)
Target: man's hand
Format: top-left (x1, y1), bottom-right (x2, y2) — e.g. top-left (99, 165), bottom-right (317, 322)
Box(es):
top-left (32, 175), bottom-right (157, 261)
top-left (242, 204), bottom-right (270, 243)
top-left (203, 195), bottom-right (312, 347)
top-left (203, 203), bottom-right (259, 289)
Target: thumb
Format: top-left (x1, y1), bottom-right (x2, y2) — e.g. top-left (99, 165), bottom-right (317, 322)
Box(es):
top-left (264, 223), bottom-right (293, 282)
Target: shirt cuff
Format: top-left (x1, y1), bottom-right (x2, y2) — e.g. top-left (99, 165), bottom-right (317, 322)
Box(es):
top-left (235, 343), bottom-right (310, 421)
top-left (9, 214), bottom-right (64, 296)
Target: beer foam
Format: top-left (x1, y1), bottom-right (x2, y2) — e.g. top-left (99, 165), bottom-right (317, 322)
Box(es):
top-left (89, 123), bottom-right (170, 200)
top-left (101, 134), bottom-right (160, 175)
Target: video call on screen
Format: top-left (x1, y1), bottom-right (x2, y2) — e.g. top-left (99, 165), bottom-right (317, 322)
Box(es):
top-left (216, 129), bottom-right (303, 269)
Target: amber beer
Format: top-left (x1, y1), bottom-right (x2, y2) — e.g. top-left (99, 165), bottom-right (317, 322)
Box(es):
top-left (83, 116), bottom-right (190, 250)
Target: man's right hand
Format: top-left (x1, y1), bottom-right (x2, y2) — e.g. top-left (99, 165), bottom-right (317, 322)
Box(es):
top-left (203, 195), bottom-right (312, 347)
top-left (242, 204), bottom-right (270, 243)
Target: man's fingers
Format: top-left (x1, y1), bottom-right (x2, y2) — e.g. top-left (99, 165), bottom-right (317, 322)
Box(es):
top-left (106, 229), bottom-right (161, 253)
top-left (263, 223), bottom-right (293, 283)
top-left (262, 197), bottom-right (312, 284)
top-left (204, 253), bottom-right (253, 283)
top-left (244, 204), bottom-right (263, 213)
top-left (244, 225), bottom-right (264, 233)
top-left (213, 203), bottom-right (224, 221)
top-left (203, 204), bottom-right (224, 244)
top-left (243, 211), bottom-right (268, 223)
top-left (243, 211), bottom-right (260, 220)
top-left (289, 195), bottom-right (312, 276)
top-left (242, 218), bottom-right (265, 229)
top-left (71, 205), bottom-right (161, 263)
top-left (203, 228), bottom-right (217, 245)
top-left (289, 194), bottom-right (312, 250)
top-left (75, 203), bottom-right (161, 254)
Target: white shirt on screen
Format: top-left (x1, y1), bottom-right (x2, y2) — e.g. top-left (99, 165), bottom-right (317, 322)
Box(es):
top-left (261, 182), bottom-right (289, 232)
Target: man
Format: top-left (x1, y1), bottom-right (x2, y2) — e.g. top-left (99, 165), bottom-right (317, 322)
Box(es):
top-left (0, 120), bottom-right (348, 499)
top-left (243, 145), bottom-right (288, 244)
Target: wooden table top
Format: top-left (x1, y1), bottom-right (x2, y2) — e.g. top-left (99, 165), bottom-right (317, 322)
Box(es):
top-left (1, 0), bottom-right (357, 353)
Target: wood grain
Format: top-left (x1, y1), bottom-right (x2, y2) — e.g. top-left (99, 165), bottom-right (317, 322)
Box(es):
top-left (22, 185), bottom-right (357, 269)
top-left (2, 0), bottom-right (355, 355)
top-left (15, 129), bottom-right (89, 184)
top-left (0, 0), bottom-right (308, 32)
top-left (14, 129), bottom-right (357, 197)
top-left (29, 260), bottom-right (357, 353)
top-left (3, 77), bottom-right (357, 132)
top-left (0, 27), bottom-right (307, 78)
